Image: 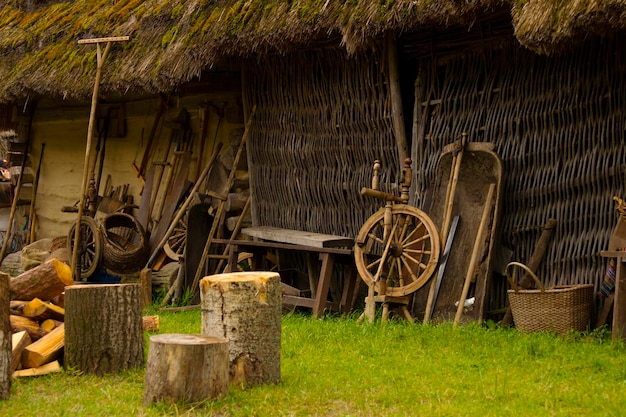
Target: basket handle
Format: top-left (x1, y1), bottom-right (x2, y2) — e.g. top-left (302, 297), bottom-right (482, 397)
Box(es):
top-left (505, 261), bottom-right (545, 292)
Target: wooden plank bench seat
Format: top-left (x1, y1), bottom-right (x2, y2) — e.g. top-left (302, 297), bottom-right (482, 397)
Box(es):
top-left (213, 227), bottom-right (356, 318)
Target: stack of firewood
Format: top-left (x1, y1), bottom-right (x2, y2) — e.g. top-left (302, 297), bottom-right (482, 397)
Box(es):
top-left (8, 258), bottom-right (72, 377)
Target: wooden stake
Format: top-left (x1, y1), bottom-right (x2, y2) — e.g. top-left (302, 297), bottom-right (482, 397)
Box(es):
top-left (27, 143), bottom-right (45, 244)
top-left (386, 31), bottom-right (408, 164)
top-left (71, 35), bottom-right (129, 281)
top-left (453, 183), bottom-right (496, 327)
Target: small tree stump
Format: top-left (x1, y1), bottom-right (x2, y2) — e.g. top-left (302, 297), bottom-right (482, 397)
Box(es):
top-left (201, 271), bottom-right (281, 386)
top-left (0, 272), bottom-right (10, 399)
top-left (143, 333), bottom-right (229, 405)
top-left (65, 284), bottom-right (144, 375)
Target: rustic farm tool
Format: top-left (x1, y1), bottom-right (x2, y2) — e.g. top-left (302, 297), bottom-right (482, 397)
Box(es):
top-left (354, 159), bottom-right (440, 322)
top-left (454, 183), bottom-right (495, 327)
top-left (425, 214), bottom-right (459, 323)
top-left (423, 133), bottom-right (466, 323)
top-left (27, 143), bottom-right (45, 244)
top-left (70, 35), bottom-right (129, 281)
top-left (144, 142), bottom-right (223, 270)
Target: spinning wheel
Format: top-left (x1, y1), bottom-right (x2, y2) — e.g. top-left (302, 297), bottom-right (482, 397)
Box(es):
top-left (67, 216), bottom-right (103, 279)
top-left (355, 158), bottom-right (441, 323)
top-left (354, 204), bottom-right (440, 297)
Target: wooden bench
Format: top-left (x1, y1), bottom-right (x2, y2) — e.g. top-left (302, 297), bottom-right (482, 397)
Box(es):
top-left (217, 227), bottom-right (357, 318)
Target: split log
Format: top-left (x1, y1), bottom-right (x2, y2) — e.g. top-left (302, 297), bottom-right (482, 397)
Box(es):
top-left (23, 298), bottom-right (65, 321)
top-left (65, 284), bottom-right (144, 375)
top-left (143, 334), bottom-right (229, 405)
top-left (10, 315), bottom-right (46, 341)
top-left (201, 271), bottom-right (281, 386)
top-left (142, 315), bottom-right (160, 332)
top-left (10, 258), bottom-right (73, 301)
top-left (1, 272), bottom-right (10, 399)
top-left (224, 190), bottom-right (249, 212)
top-left (40, 319), bottom-right (62, 333)
top-left (11, 331), bottom-right (31, 372)
top-left (22, 323), bottom-right (64, 368)
top-left (13, 360), bottom-right (61, 378)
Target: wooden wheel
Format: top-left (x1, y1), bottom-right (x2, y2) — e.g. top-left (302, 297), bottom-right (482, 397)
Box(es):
top-left (164, 210), bottom-right (187, 261)
top-left (68, 216), bottom-right (103, 279)
top-left (354, 204), bottom-right (440, 297)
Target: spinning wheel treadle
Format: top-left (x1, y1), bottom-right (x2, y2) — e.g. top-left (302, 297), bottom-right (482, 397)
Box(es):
top-left (355, 204), bottom-right (440, 297)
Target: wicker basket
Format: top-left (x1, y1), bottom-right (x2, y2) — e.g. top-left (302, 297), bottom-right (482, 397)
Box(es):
top-left (101, 213), bottom-right (148, 274)
top-left (506, 262), bottom-right (593, 335)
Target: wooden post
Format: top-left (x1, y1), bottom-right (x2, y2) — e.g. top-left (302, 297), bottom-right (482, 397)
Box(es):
top-left (143, 334), bottom-right (229, 405)
top-left (65, 283), bottom-right (143, 375)
top-left (0, 272), bottom-right (10, 399)
top-left (201, 271), bottom-right (281, 386)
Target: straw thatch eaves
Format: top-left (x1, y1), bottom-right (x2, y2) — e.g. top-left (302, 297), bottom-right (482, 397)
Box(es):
top-left (0, 0), bottom-right (624, 102)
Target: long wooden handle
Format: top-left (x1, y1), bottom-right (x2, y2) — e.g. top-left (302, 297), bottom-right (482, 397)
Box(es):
top-left (453, 183), bottom-right (495, 327)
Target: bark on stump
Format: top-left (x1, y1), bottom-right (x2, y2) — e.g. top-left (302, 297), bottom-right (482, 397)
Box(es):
top-left (65, 284), bottom-right (144, 375)
top-left (201, 271), bottom-right (281, 386)
top-left (143, 333), bottom-right (229, 405)
top-left (0, 273), bottom-right (10, 399)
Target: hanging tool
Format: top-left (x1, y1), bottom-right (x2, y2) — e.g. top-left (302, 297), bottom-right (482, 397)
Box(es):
top-left (133, 94), bottom-right (168, 184)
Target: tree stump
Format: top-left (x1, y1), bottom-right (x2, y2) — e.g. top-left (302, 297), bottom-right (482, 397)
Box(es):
top-left (0, 272), bottom-right (10, 399)
top-left (65, 283), bottom-right (144, 375)
top-left (143, 333), bottom-right (229, 405)
top-left (201, 271), bottom-right (281, 386)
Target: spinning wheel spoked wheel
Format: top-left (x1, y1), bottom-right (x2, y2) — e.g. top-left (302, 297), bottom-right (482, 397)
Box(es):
top-left (67, 216), bottom-right (103, 279)
top-left (354, 204), bottom-right (440, 297)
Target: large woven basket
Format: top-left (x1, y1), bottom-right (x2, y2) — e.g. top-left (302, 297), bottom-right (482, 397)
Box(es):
top-left (101, 213), bottom-right (148, 274)
top-left (506, 262), bottom-right (593, 335)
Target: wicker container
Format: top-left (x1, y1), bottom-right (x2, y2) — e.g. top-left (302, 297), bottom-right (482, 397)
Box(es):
top-left (101, 213), bottom-right (148, 274)
top-left (506, 262), bottom-right (593, 335)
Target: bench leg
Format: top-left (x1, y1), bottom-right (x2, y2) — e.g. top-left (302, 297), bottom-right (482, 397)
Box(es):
top-left (312, 253), bottom-right (335, 318)
top-left (340, 265), bottom-right (358, 313)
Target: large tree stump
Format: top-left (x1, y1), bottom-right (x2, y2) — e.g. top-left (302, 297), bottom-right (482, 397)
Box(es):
top-left (201, 271), bottom-right (281, 386)
top-left (9, 258), bottom-right (73, 301)
top-left (143, 333), bottom-right (229, 405)
top-left (0, 272), bottom-right (10, 399)
top-left (65, 284), bottom-right (144, 375)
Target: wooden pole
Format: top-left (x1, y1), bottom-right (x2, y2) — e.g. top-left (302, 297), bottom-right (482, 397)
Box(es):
top-left (386, 31), bottom-right (408, 165)
top-left (27, 143), bottom-right (45, 244)
top-left (453, 183), bottom-right (496, 327)
top-left (71, 36), bottom-right (129, 281)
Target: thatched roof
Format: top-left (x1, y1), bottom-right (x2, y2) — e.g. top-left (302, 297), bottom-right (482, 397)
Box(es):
top-left (0, 0), bottom-right (624, 101)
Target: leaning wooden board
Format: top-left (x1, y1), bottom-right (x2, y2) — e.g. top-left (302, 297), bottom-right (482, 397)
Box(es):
top-left (242, 226), bottom-right (353, 248)
top-left (412, 142), bottom-right (503, 323)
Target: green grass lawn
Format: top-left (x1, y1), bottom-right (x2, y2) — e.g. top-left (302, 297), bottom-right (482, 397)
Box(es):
top-left (4, 310), bottom-right (626, 416)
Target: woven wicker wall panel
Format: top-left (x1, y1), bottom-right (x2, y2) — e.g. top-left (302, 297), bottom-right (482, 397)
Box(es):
top-left (244, 48), bottom-right (400, 238)
top-left (412, 40), bottom-right (625, 303)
